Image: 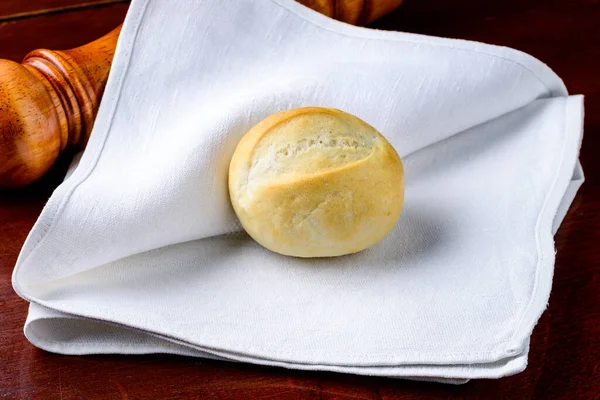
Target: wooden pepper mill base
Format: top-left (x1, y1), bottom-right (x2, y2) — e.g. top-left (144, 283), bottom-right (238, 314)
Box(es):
top-left (0, 26), bottom-right (121, 189)
top-left (0, 0), bottom-right (401, 189)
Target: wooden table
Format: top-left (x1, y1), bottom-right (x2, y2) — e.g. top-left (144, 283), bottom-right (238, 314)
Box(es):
top-left (1, 1), bottom-right (599, 398)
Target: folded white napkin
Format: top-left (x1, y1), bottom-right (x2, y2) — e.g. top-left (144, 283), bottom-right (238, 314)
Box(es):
top-left (13, 0), bottom-right (584, 384)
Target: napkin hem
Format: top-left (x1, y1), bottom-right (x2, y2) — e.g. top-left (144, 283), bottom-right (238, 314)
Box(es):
top-left (19, 286), bottom-right (537, 365)
top-left (272, 0), bottom-right (567, 97)
top-left (505, 95), bottom-right (584, 352)
top-left (24, 303), bottom-right (527, 381)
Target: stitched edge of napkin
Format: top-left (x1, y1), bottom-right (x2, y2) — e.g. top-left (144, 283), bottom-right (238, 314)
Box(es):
top-left (271, 0), bottom-right (568, 97)
top-left (505, 95), bottom-right (584, 353)
top-left (24, 302), bottom-right (528, 381)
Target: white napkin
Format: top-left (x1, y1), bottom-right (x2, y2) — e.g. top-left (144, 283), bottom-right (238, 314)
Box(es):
top-left (12, 0), bottom-right (584, 384)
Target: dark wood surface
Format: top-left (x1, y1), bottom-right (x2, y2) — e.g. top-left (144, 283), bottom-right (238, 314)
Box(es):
top-left (1, 0), bottom-right (599, 398)
top-left (0, 0), bottom-right (129, 19)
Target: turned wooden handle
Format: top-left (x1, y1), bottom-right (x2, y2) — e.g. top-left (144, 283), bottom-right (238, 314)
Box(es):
top-left (297, 0), bottom-right (402, 25)
top-left (0, 0), bottom-right (402, 189)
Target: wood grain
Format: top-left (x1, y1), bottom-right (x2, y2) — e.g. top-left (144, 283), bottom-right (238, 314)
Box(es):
top-left (1, 0), bottom-right (599, 398)
top-left (0, 0), bottom-right (129, 19)
top-left (296, 0), bottom-right (403, 24)
top-left (0, 25), bottom-right (121, 188)
top-left (0, 4), bottom-right (126, 188)
top-left (0, 3), bottom-right (127, 62)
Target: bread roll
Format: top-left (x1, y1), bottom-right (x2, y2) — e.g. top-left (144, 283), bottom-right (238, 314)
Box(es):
top-left (228, 107), bottom-right (404, 258)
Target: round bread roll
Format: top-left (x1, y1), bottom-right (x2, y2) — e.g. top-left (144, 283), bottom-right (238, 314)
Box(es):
top-left (229, 107), bottom-right (404, 258)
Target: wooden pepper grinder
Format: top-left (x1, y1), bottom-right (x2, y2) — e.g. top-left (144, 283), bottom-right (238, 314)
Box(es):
top-left (0, 0), bottom-right (402, 189)
top-left (0, 27), bottom-right (121, 189)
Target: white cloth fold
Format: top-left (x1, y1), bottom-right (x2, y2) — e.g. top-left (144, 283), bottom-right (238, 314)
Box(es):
top-left (12, 0), bottom-right (584, 383)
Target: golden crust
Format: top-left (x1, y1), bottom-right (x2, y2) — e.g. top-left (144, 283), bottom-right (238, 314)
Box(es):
top-left (229, 107), bottom-right (404, 258)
